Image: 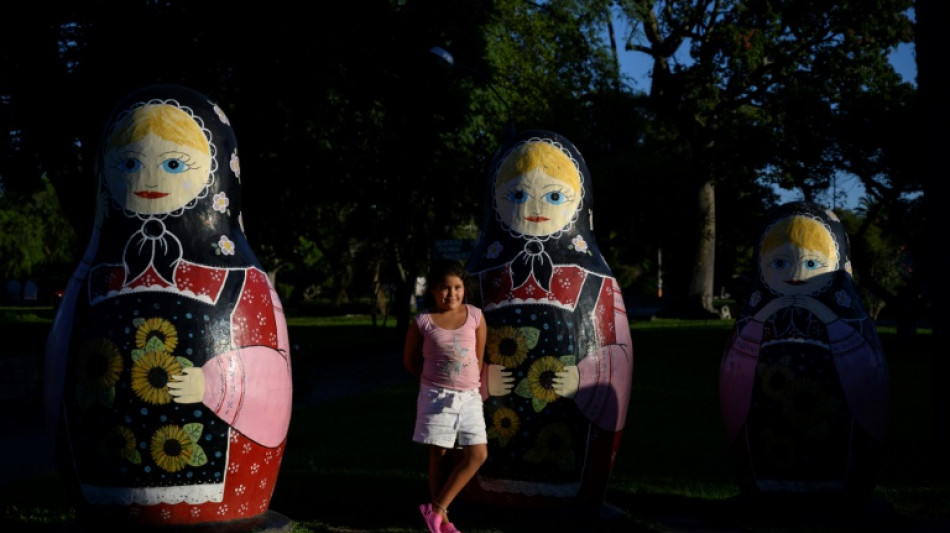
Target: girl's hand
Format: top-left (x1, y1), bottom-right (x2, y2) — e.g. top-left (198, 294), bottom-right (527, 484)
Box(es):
top-left (168, 367), bottom-right (206, 404)
top-left (487, 364), bottom-right (514, 396)
top-left (553, 365), bottom-right (579, 398)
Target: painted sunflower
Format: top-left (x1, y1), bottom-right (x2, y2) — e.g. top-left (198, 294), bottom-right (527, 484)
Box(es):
top-left (130, 350), bottom-right (183, 405)
top-left (74, 338), bottom-right (122, 408)
top-left (150, 424), bottom-right (195, 473)
top-left (486, 325), bottom-right (539, 368)
top-left (759, 427), bottom-right (797, 469)
top-left (756, 355), bottom-right (795, 398)
top-left (487, 406), bottom-right (520, 447)
top-left (134, 317), bottom-right (179, 353)
top-left (515, 355), bottom-right (575, 412)
top-left (779, 376), bottom-right (841, 436)
top-left (99, 425), bottom-right (142, 464)
top-left (524, 422), bottom-right (575, 469)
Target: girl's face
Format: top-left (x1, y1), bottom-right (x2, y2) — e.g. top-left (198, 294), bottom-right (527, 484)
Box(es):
top-left (761, 241), bottom-right (836, 295)
top-left (104, 132), bottom-right (212, 215)
top-left (494, 167), bottom-right (580, 237)
top-left (431, 274), bottom-right (465, 311)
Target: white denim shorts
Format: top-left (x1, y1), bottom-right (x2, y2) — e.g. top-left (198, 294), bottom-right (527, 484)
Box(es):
top-left (413, 386), bottom-right (487, 449)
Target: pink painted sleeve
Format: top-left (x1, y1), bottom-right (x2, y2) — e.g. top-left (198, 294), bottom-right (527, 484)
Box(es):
top-left (574, 278), bottom-right (633, 432)
top-left (202, 345), bottom-right (292, 448)
top-left (719, 320), bottom-right (762, 444)
top-left (202, 269), bottom-right (292, 448)
top-left (827, 320), bottom-right (889, 443)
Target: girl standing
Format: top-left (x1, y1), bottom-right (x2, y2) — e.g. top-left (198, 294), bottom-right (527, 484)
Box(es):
top-left (404, 259), bottom-right (488, 533)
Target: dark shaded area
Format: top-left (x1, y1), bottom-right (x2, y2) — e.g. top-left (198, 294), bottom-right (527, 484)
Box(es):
top-left (3, 323), bottom-right (947, 532)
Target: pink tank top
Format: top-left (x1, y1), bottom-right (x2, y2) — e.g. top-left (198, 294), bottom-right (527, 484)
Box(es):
top-left (416, 304), bottom-right (482, 391)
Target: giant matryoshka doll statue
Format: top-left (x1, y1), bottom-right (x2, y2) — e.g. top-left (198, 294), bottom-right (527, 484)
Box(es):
top-left (43, 84), bottom-right (293, 528)
top-left (464, 131), bottom-right (633, 507)
top-left (719, 201), bottom-right (889, 505)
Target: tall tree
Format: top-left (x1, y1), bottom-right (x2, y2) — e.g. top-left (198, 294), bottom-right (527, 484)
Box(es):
top-left (613, 0), bottom-right (915, 316)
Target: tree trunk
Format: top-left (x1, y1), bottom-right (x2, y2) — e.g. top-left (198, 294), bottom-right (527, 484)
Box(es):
top-left (686, 178), bottom-right (719, 317)
top-left (370, 261), bottom-right (389, 328)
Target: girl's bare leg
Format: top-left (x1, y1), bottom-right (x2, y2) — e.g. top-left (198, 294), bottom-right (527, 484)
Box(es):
top-left (432, 443), bottom-right (488, 521)
top-left (428, 446), bottom-right (450, 502)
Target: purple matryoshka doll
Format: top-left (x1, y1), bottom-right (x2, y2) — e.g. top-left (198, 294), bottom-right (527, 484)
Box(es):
top-left (44, 84), bottom-right (293, 527)
top-left (463, 131), bottom-right (633, 507)
top-left (719, 201), bottom-right (889, 504)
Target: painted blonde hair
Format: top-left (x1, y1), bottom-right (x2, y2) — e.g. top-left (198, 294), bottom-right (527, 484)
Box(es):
top-left (495, 139), bottom-right (581, 191)
top-left (762, 215), bottom-right (837, 261)
top-left (107, 103), bottom-right (210, 155)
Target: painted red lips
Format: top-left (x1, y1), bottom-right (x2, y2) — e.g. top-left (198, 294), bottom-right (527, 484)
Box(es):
top-left (134, 191), bottom-right (169, 199)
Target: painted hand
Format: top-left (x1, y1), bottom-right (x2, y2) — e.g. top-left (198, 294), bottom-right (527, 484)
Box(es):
top-left (553, 365), bottom-right (579, 398)
top-left (487, 364), bottom-right (514, 396)
top-left (794, 295), bottom-right (838, 323)
top-left (168, 366), bottom-right (206, 404)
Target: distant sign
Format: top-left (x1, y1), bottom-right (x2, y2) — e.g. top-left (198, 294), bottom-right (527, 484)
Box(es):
top-left (433, 239), bottom-right (475, 261)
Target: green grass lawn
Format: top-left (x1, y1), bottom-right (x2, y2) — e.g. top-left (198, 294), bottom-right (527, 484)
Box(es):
top-left (1, 313), bottom-right (947, 532)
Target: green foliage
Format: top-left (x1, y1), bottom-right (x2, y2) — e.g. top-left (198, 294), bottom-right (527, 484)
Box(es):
top-left (610, 0), bottom-right (916, 308)
top-left (0, 176), bottom-right (77, 283)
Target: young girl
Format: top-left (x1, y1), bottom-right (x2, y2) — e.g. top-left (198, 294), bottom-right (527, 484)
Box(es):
top-left (403, 259), bottom-right (488, 533)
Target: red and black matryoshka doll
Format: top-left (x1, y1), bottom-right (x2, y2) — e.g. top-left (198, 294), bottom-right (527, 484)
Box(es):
top-left (44, 84), bottom-right (293, 528)
top-left (463, 130), bottom-right (634, 507)
top-left (719, 201), bottom-right (889, 506)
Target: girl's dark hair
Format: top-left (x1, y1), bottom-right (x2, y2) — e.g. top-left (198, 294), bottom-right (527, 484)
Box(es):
top-left (422, 259), bottom-right (469, 309)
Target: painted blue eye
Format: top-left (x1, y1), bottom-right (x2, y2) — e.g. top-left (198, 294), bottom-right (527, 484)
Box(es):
top-left (506, 190), bottom-right (529, 205)
top-left (543, 191), bottom-right (568, 205)
top-left (118, 158), bottom-right (142, 173)
top-left (769, 258), bottom-right (789, 271)
top-left (161, 158), bottom-right (188, 174)
top-left (803, 259), bottom-right (821, 270)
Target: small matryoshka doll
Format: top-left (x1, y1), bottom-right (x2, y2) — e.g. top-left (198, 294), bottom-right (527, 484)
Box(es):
top-left (44, 84), bottom-right (292, 528)
top-left (719, 201), bottom-right (889, 505)
top-left (463, 131), bottom-right (633, 507)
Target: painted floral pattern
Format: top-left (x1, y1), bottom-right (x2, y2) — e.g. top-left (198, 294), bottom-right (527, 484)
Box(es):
top-left (150, 423), bottom-right (207, 473)
top-left (100, 425), bottom-right (142, 465)
top-left (486, 325), bottom-right (538, 368)
top-left (131, 350), bottom-right (184, 405)
top-left (230, 151), bottom-right (241, 181)
top-left (486, 241), bottom-right (503, 259)
top-left (212, 192), bottom-right (229, 214)
top-left (570, 235), bottom-right (590, 255)
top-left (487, 406), bottom-right (520, 447)
top-left (74, 338), bottom-right (123, 408)
top-left (516, 355), bottom-right (576, 412)
top-left (213, 104), bottom-right (230, 125)
top-left (214, 235), bottom-right (235, 256)
top-left (524, 423), bottom-right (575, 469)
top-left (134, 317), bottom-right (178, 353)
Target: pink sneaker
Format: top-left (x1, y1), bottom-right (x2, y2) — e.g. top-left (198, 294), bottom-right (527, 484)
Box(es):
top-left (419, 503), bottom-right (442, 533)
top-left (442, 521), bottom-right (462, 533)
